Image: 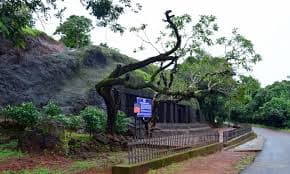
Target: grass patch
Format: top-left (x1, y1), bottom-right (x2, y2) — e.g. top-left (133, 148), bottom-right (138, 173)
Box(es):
top-left (68, 132), bottom-right (91, 142)
top-left (66, 161), bottom-right (96, 173)
top-left (0, 140), bottom-right (18, 149)
top-left (147, 156), bottom-right (205, 174)
top-left (0, 149), bottom-right (23, 161)
top-left (21, 27), bottom-right (43, 37)
top-left (0, 140), bottom-right (24, 161)
top-left (235, 154), bottom-right (255, 172)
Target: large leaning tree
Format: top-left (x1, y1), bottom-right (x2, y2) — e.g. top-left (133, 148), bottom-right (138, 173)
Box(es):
top-left (95, 10), bottom-right (261, 134)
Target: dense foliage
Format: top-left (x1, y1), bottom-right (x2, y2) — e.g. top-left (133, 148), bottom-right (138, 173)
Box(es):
top-left (1, 101), bottom-right (129, 135)
top-left (80, 106), bottom-right (107, 135)
top-left (43, 101), bottom-right (62, 116)
top-left (54, 15), bottom-right (93, 48)
top-left (230, 80), bottom-right (290, 128)
top-left (80, 106), bottom-right (130, 135)
top-left (0, 0), bottom-right (140, 47)
top-left (1, 102), bottom-right (39, 129)
top-left (0, 0), bottom-right (59, 47)
top-left (115, 111), bottom-right (131, 133)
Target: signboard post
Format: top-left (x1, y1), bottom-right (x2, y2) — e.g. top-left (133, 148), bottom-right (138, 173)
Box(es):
top-left (136, 97), bottom-right (152, 118)
top-left (133, 97), bottom-right (152, 138)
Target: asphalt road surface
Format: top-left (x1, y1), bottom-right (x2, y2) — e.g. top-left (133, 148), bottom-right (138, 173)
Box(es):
top-left (242, 127), bottom-right (290, 174)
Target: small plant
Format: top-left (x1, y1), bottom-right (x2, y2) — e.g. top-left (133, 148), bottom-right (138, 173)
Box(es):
top-left (1, 102), bottom-right (39, 129)
top-left (48, 114), bottom-right (71, 128)
top-left (80, 106), bottom-right (106, 135)
top-left (115, 111), bottom-right (130, 134)
top-left (43, 101), bottom-right (62, 116)
top-left (67, 115), bottom-right (84, 133)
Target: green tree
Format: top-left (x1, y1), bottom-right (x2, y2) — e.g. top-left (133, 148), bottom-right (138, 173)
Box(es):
top-left (246, 80), bottom-right (290, 126)
top-left (54, 15), bottom-right (93, 48)
top-left (226, 76), bottom-right (261, 123)
top-left (257, 97), bottom-right (290, 127)
top-left (1, 0), bottom-right (140, 47)
top-left (1, 102), bottom-right (39, 129)
top-left (80, 106), bottom-right (107, 135)
top-left (95, 11), bottom-right (261, 133)
top-left (0, 0), bottom-right (60, 47)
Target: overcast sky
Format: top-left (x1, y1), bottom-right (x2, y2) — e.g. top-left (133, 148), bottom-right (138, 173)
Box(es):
top-left (36, 0), bottom-right (290, 87)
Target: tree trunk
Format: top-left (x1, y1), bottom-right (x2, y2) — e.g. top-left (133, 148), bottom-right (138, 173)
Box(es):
top-left (98, 86), bottom-right (118, 134)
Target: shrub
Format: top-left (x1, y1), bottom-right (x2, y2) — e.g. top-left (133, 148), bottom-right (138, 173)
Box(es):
top-left (80, 106), bottom-right (106, 135)
top-left (43, 101), bottom-right (62, 116)
top-left (115, 111), bottom-right (130, 134)
top-left (48, 114), bottom-right (71, 129)
top-left (2, 102), bottom-right (39, 128)
top-left (67, 115), bottom-right (84, 132)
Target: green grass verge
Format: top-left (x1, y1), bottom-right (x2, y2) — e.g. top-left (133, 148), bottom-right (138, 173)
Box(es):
top-left (235, 154), bottom-right (256, 172)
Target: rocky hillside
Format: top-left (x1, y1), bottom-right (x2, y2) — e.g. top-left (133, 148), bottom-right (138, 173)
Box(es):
top-left (0, 34), bottom-right (141, 113)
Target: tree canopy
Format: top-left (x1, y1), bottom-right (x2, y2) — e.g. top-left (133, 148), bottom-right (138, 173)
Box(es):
top-left (95, 10), bottom-right (261, 133)
top-left (54, 15), bottom-right (93, 48)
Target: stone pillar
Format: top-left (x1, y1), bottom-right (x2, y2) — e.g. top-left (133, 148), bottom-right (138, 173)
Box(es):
top-left (174, 104), bottom-right (178, 123)
top-left (161, 103), bottom-right (166, 123)
top-left (170, 102), bottom-right (174, 123)
top-left (185, 106), bottom-right (189, 123)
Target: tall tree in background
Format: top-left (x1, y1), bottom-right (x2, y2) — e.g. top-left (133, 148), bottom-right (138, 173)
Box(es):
top-left (54, 15), bottom-right (93, 48)
top-left (225, 75), bottom-right (261, 123)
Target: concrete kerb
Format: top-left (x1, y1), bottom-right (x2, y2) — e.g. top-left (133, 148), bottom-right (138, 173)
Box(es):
top-left (223, 131), bottom-right (257, 150)
top-left (112, 143), bottom-right (223, 174)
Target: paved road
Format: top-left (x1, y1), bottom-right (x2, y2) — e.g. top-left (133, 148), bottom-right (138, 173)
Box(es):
top-left (242, 127), bottom-right (290, 174)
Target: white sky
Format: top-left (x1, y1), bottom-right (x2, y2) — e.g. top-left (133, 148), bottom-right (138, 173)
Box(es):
top-left (35, 0), bottom-right (290, 87)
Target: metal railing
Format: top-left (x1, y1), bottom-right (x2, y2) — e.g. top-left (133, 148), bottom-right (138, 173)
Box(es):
top-left (127, 132), bottom-right (219, 164)
top-left (223, 124), bottom-right (252, 143)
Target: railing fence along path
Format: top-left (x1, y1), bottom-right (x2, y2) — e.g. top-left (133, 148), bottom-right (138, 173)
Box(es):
top-left (127, 132), bottom-right (219, 164)
top-left (223, 124), bottom-right (252, 143)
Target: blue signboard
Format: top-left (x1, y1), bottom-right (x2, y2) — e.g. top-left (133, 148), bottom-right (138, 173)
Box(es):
top-left (136, 97), bottom-right (152, 118)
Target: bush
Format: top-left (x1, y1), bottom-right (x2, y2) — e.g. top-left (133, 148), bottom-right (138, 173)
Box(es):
top-left (67, 115), bottom-right (84, 132)
top-left (2, 102), bottom-right (39, 128)
top-left (48, 114), bottom-right (71, 129)
top-left (43, 101), bottom-right (62, 116)
top-left (115, 111), bottom-right (130, 134)
top-left (80, 106), bottom-right (106, 135)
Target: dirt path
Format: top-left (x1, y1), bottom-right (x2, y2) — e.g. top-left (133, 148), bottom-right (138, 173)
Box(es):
top-left (148, 151), bottom-right (255, 174)
top-left (178, 151), bottom-right (255, 174)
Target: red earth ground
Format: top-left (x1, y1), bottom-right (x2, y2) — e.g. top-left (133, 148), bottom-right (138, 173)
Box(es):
top-left (0, 154), bottom-right (72, 172)
top-left (176, 151), bottom-right (255, 174)
top-left (0, 151), bottom-right (255, 174)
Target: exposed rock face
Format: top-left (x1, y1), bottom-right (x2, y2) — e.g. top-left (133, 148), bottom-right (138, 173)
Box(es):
top-left (0, 53), bottom-right (79, 107)
top-left (0, 35), bottom-right (134, 114)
